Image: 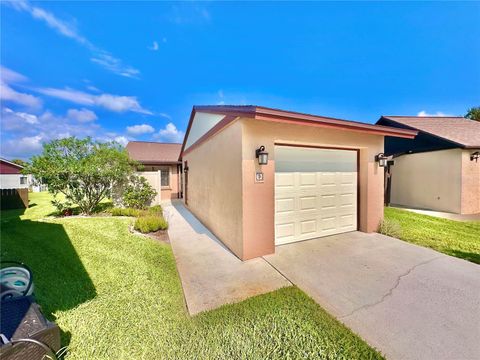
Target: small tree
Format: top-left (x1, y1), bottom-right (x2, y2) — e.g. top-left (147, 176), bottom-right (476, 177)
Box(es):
top-left (465, 107), bottom-right (480, 121)
top-left (11, 159), bottom-right (28, 167)
top-left (122, 175), bottom-right (157, 209)
top-left (26, 137), bottom-right (135, 215)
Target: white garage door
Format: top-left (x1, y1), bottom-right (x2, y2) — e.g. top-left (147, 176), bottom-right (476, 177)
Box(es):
top-left (275, 145), bottom-right (357, 245)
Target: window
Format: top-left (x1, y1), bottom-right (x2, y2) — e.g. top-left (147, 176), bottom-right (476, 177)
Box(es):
top-left (20, 176), bottom-right (27, 185)
top-left (161, 169), bottom-right (170, 187)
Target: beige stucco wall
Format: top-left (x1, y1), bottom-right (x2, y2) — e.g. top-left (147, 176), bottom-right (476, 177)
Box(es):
top-left (182, 121), bottom-right (244, 258)
top-left (241, 118), bottom-right (385, 259)
top-left (183, 117), bottom-right (386, 260)
top-left (461, 149), bottom-right (480, 214)
top-left (137, 165), bottom-right (179, 205)
top-left (390, 149), bottom-right (462, 213)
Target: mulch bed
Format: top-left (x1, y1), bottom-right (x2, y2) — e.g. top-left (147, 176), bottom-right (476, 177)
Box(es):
top-left (128, 225), bottom-right (170, 244)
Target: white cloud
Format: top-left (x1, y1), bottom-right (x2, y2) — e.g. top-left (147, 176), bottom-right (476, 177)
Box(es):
top-left (86, 85), bottom-right (100, 92)
top-left (127, 124), bottom-right (155, 135)
top-left (217, 89), bottom-right (225, 105)
top-left (113, 136), bottom-right (129, 147)
top-left (417, 110), bottom-right (452, 117)
top-left (148, 41), bottom-right (159, 51)
top-left (3, 108), bottom-right (38, 124)
top-left (153, 123), bottom-right (185, 143)
top-left (0, 81), bottom-right (42, 109)
top-left (7, 0), bottom-right (140, 78)
top-left (36, 87), bottom-right (152, 114)
top-left (16, 135), bottom-right (44, 152)
top-left (2, 135), bottom-right (44, 158)
top-left (168, 4), bottom-right (211, 24)
top-left (90, 52), bottom-right (140, 79)
top-left (1, 66), bottom-right (28, 83)
top-left (0, 107), bottom-right (129, 158)
top-left (67, 108), bottom-right (97, 122)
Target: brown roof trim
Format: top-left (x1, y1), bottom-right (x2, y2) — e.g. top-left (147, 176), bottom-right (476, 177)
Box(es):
top-left (0, 158), bottom-right (24, 169)
top-left (378, 116), bottom-right (468, 148)
top-left (180, 106), bottom-right (418, 158)
top-left (137, 161), bottom-right (181, 165)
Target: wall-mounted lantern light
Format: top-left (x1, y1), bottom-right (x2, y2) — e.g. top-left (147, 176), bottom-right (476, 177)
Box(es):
top-left (375, 153), bottom-right (388, 167)
top-left (471, 151), bottom-right (480, 162)
top-left (255, 146), bottom-right (269, 165)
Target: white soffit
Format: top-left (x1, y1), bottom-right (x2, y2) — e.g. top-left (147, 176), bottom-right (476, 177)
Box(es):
top-left (185, 112), bottom-right (225, 149)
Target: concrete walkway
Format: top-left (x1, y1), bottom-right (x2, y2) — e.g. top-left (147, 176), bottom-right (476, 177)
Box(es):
top-left (264, 232), bottom-right (480, 360)
top-left (163, 201), bottom-right (291, 315)
top-left (391, 205), bottom-right (480, 221)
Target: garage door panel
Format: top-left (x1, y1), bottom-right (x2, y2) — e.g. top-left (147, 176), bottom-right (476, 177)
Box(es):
top-left (275, 146), bottom-right (357, 245)
top-left (276, 173), bottom-right (295, 188)
top-left (300, 220), bottom-right (317, 235)
top-left (299, 196), bottom-right (316, 210)
top-left (276, 197), bottom-right (295, 213)
top-left (276, 223), bottom-right (295, 240)
top-left (298, 174), bottom-right (316, 187)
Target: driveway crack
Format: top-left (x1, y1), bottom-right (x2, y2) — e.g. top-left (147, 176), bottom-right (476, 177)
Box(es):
top-left (339, 256), bottom-right (443, 320)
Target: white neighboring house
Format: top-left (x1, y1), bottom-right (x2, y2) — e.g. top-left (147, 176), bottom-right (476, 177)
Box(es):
top-left (0, 158), bottom-right (28, 189)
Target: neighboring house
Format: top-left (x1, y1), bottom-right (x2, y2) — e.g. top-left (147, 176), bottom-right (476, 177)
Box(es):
top-left (179, 105), bottom-right (417, 260)
top-left (376, 116), bottom-right (480, 215)
top-left (27, 174), bottom-right (48, 193)
top-left (126, 141), bottom-right (182, 204)
top-left (0, 158), bottom-right (28, 189)
top-left (0, 158), bottom-right (29, 209)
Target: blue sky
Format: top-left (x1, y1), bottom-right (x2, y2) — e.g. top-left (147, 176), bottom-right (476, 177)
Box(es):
top-left (1, 1), bottom-right (479, 160)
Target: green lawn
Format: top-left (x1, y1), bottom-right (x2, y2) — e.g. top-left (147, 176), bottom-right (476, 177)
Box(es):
top-left (384, 207), bottom-right (480, 264)
top-left (1, 192), bottom-right (382, 359)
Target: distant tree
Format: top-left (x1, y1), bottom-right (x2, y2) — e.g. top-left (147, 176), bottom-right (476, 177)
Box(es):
top-left (11, 159), bottom-right (28, 167)
top-left (25, 137), bottom-right (135, 215)
top-left (465, 107), bottom-right (480, 121)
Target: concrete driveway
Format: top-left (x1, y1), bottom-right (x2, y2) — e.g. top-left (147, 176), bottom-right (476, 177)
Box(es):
top-left (264, 231), bottom-right (480, 360)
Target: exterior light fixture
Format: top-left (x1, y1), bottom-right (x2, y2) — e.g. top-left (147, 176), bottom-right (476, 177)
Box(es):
top-left (471, 151), bottom-right (480, 162)
top-left (375, 153), bottom-right (388, 167)
top-left (255, 146), bottom-right (269, 165)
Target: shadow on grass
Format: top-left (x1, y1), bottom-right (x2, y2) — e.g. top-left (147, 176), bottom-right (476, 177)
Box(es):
top-left (1, 216), bottom-right (96, 346)
top-left (446, 250), bottom-right (480, 265)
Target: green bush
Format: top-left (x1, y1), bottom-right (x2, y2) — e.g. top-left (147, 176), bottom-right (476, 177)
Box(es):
top-left (111, 207), bottom-right (142, 217)
top-left (378, 218), bottom-right (402, 238)
top-left (147, 205), bottom-right (163, 215)
top-left (134, 215), bottom-right (168, 233)
top-left (122, 175), bottom-right (157, 209)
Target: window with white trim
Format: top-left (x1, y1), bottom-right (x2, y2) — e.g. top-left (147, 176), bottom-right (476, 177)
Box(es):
top-left (161, 169), bottom-right (170, 187)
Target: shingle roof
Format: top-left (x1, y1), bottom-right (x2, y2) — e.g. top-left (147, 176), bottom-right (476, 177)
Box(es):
top-left (126, 141), bottom-right (182, 164)
top-left (379, 116), bottom-right (480, 148)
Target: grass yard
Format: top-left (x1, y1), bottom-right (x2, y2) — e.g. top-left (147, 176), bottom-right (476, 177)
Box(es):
top-left (384, 207), bottom-right (480, 264)
top-left (1, 192), bottom-right (382, 359)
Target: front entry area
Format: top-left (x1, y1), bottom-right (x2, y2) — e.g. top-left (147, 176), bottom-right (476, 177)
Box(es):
top-left (274, 145), bottom-right (358, 245)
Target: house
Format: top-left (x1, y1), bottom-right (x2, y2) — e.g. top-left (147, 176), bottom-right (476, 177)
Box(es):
top-left (126, 141), bottom-right (182, 204)
top-left (376, 116), bottom-right (480, 215)
top-left (0, 158), bottom-right (29, 209)
top-left (0, 158), bottom-right (28, 189)
top-left (179, 105), bottom-right (417, 260)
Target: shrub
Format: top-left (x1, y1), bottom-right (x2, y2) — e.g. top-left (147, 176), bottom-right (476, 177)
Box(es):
top-left (134, 215), bottom-right (168, 233)
top-left (111, 207), bottom-right (143, 217)
top-left (379, 218), bottom-right (402, 238)
top-left (147, 205), bottom-right (163, 216)
top-left (51, 197), bottom-right (73, 216)
top-left (122, 175), bottom-right (157, 209)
